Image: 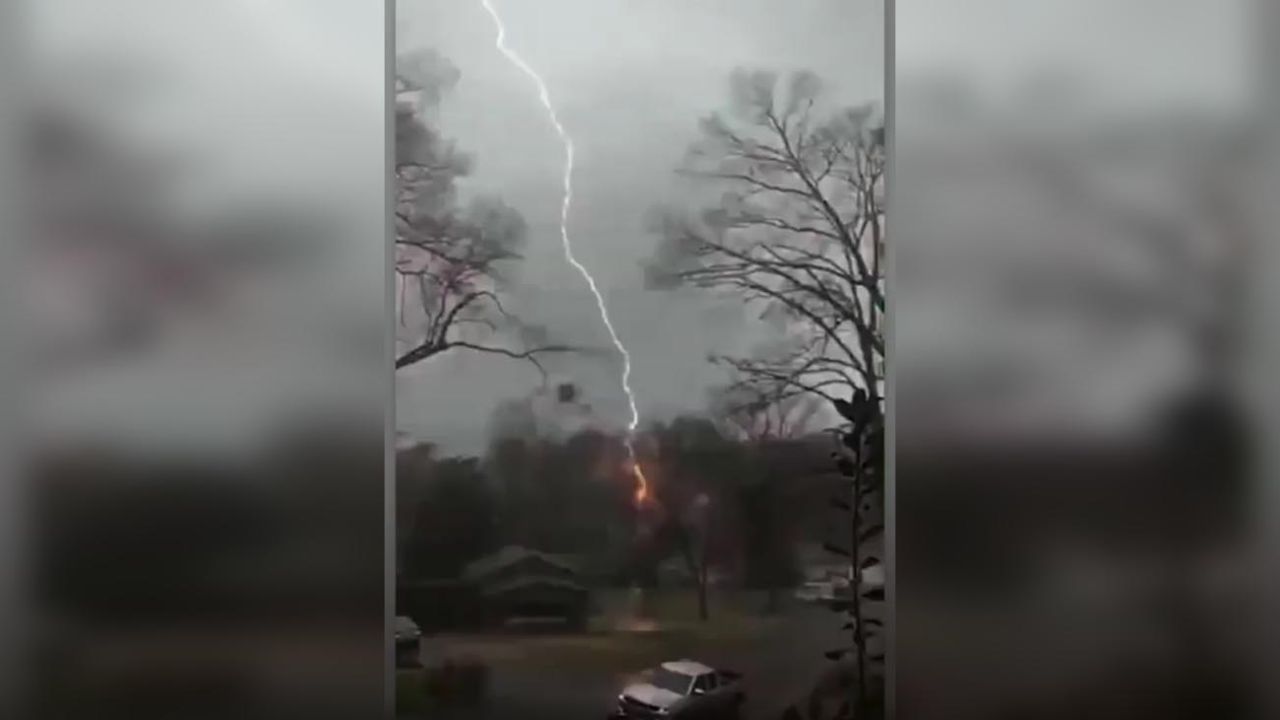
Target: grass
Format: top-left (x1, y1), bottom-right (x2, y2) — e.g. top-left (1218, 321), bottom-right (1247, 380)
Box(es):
top-left (395, 660), bottom-right (490, 715)
top-left (399, 589), bottom-right (834, 718)
top-left (430, 629), bottom-right (756, 677)
top-left (428, 588), bottom-right (800, 674)
top-left (593, 587), bottom-right (786, 626)
top-left (395, 669), bottom-right (430, 715)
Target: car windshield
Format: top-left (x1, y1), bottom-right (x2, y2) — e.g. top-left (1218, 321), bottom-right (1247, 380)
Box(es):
top-left (649, 668), bottom-right (693, 695)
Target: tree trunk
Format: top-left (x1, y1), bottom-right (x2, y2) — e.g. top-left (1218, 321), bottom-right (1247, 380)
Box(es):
top-left (696, 539), bottom-right (711, 622)
top-left (765, 585), bottom-right (780, 615)
top-left (697, 573), bottom-right (709, 622)
top-left (679, 528), bottom-right (711, 622)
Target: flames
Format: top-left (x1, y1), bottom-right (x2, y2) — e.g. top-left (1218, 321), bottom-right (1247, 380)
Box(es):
top-left (631, 462), bottom-right (651, 507)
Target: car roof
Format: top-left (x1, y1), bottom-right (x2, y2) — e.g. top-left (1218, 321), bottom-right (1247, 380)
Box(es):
top-left (661, 659), bottom-right (714, 676)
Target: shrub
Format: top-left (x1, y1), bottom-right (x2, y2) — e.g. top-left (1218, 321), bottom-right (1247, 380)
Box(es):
top-left (421, 655), bottom-right (490, 707)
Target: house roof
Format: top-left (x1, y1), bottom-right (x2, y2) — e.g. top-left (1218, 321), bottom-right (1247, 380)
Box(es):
top-left (463, 545), bottom-right (578, 581)
top-left (481, 576), bottom-right (587, 597)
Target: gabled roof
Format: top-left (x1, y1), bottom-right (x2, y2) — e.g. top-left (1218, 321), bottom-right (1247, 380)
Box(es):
top-left (481, 576), bottom-right (587, 597)
top-left (463, 545), bottom-right (578, 581)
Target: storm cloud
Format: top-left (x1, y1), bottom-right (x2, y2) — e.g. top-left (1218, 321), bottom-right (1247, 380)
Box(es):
top-left (396, 0), bottom-right (884, 452)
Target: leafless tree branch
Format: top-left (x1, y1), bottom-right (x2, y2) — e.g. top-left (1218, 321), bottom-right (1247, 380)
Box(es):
top-left (394, 52), bottom-right (572, 373)
top-left (650, 70), bottom-right (884, 410)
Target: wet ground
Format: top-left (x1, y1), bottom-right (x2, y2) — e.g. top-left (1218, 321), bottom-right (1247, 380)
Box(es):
top-left (417, 603), bottom-right (838, 720)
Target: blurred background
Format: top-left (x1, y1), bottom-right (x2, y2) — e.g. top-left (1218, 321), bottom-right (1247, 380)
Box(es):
top-left (18, 1), bottom-right (386, 718)
top-left (895, 0), bottom-right (1265, 718)
top-left (6, 0), bottom-right (1279, 719)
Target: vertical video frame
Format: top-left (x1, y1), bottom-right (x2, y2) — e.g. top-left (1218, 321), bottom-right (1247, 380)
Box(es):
top-left (393, 1), bottom-right (886, 719)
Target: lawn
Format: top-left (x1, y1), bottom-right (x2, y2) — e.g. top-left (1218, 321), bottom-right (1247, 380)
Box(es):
top-left (424, 588), bottom-right (802, 674)
top-left (398, 589), bottom-right (834, 718)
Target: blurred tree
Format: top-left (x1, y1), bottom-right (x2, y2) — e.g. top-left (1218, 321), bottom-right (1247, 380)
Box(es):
top-left (399, 454), bottom-right (497, 580)
top-left (642, 416), bottom-right (742, 621)
top-left (712, 383), bottom-right (823, 612)
top-left (646, 67), bottom-right (886, 716)
top-left (394, 442), bottom-right (436, 577)
top-left (394, 50), bottom-right (569, 370)
top-left (484, 427), bottom-right (632, 570)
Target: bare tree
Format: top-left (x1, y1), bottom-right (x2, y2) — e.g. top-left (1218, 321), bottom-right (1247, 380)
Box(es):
top-left (395, 50), bottom-right (569, 371)
top-left (647, 68), bottom-right (886, 403)
top-left (712, 375), bottom-right (824, 442)
top-left (642, 416), bottom-right (736, 622)
top-left (711, 380), bottom-right (822, 614)
top-left (648, 68), bottom-right (888, 719)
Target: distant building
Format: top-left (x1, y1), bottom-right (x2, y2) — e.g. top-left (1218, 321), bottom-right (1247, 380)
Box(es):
top-left (463, 546), bottom-right (590, 630)
top-left (398, 545), bottom-right (592, 632)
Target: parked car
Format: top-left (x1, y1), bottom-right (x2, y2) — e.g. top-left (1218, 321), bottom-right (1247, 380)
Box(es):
top-left (395, 615), bottom-right (421, 668)
top-left (794, 580), bottom-right (832, 602)
top-left (611, 659), bottom-right (744, 719)
top-left (795, 576), bottom-right (854, 603)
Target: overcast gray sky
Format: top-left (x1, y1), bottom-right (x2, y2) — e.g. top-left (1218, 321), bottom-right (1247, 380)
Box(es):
top-left (31, 0), bottom-right (386, 458)
top-left (395, 0), bottom-right (884, 453)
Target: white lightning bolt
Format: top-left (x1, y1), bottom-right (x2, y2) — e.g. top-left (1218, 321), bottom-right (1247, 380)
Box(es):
top-left (478, 0), bottom-right (651, 503)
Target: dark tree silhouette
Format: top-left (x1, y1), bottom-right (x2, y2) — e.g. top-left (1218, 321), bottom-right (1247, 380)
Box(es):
top-left (825, 388), bottom-right (885, 719)
top-left (647, 68), bottom-right (885, 404)
top-left (712, 382), bottom-right (822, 612)
top-left (642, 416), bottom-right (742, 621)
top-left (394, 50), bottom-right (570, 371)
top-left (398, 453), bottom-right (498, 580)
top-left (648, 68), bottom-right (887, 720)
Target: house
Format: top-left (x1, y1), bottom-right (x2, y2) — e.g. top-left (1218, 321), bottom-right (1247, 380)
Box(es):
top-left (463, 546), bottom-right (590, 630)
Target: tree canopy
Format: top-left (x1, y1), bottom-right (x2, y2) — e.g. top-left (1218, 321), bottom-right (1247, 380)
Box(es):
top-left (647, 69), bottom-right (885, 406)
top-left (394, 50), bottom-right (567, 371)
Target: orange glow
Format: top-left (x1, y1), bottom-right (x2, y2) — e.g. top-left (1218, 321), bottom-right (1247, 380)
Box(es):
top-left (631, 462), bottom-right (651, 507)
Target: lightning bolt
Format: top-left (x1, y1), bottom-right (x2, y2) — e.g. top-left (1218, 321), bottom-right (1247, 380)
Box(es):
top-left (478, 0), bottom-right (651, 505)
